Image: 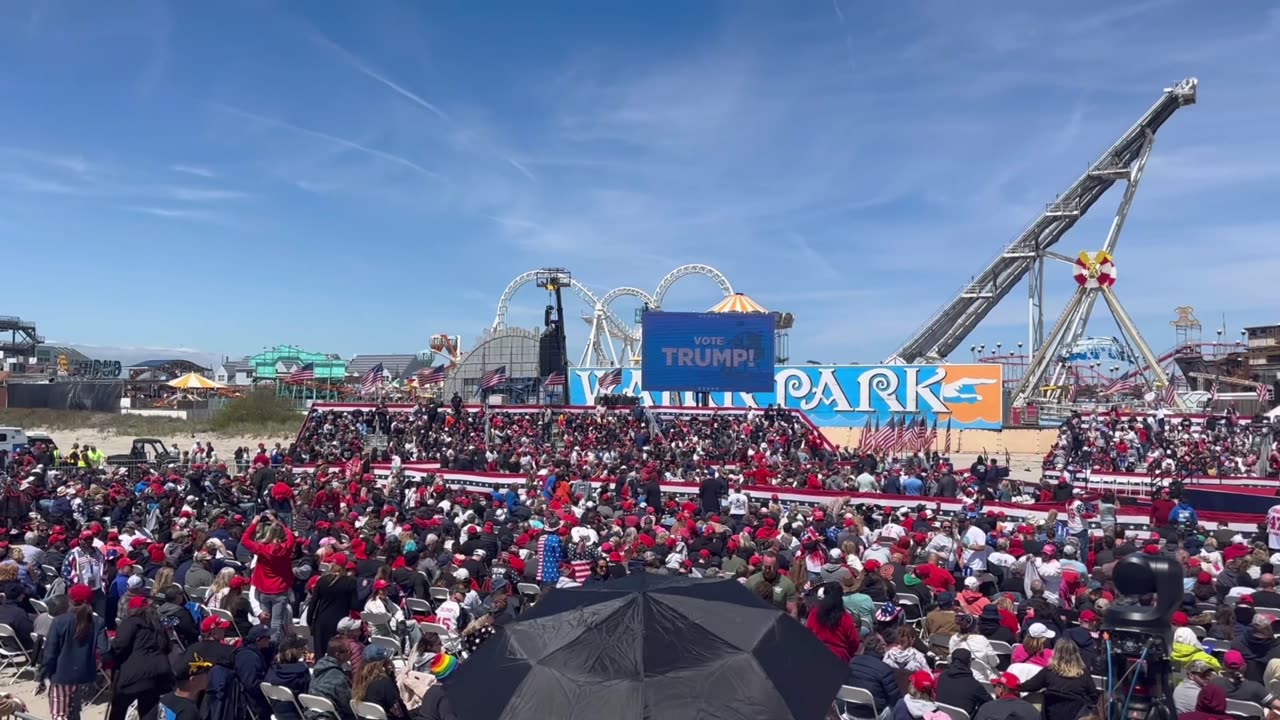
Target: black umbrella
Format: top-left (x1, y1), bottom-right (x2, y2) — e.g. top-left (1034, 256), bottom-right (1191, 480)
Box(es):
top-left (447, 573), bottom-right (847, 720)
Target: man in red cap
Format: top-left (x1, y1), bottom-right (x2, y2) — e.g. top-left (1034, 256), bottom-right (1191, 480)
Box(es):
top-left (977, 672), bottom-right (1039, 720)
top-left (62, 530), bottom-right (106, 614)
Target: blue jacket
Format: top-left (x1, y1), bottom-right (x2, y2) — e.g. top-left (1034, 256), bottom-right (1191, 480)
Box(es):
top-left (40, 612), bottom-right (107, 685)
top-left (1172, 503), bottom-right (1198, 527)
top-left (846, 655), bottom-right (902, 712)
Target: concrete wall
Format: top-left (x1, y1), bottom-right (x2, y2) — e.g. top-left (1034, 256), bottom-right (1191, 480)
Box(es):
top-left (821, 427), bottom-right (1057, 458)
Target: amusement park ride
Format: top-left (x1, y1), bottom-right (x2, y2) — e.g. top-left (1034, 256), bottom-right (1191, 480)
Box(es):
top-left (885, 77), bottom-right (1204, 418)
top-left (491, 264), bottom-right (793, 368)
top-left (436, 77), bottom-right (1240, 419)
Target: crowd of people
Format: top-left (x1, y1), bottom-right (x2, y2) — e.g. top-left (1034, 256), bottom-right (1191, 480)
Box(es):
top-left (0, 401), bottom-right (1276, 720)
top-left (1046, 410), bottom-right (1280, 479)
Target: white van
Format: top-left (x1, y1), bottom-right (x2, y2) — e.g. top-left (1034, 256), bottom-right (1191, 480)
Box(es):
top-left (0, 427), bottom-right (29, 454)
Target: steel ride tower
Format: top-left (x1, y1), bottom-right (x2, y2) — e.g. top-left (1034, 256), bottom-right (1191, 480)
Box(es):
top-left (884, 78), bottom-right (1199, 413)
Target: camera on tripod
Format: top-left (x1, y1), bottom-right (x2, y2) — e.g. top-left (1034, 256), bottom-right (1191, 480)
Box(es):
top-left (1100, 553), bottom-right (1184, 720)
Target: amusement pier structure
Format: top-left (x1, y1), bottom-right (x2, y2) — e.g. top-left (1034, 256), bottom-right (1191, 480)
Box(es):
top-left (884, 77), bottom-right (1205, 420)
top-left (492, 264), bottom-right (794, 368)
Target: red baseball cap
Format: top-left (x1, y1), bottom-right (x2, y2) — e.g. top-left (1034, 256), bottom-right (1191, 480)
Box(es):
top-left (1224, 650), bottom-right (1247, 670)
top-left (910, 670), bottom-right (935, 693)
top-left (201, 616), bottom-right (231, 633)
top-left (992, 672), bottom-right (1021, 691)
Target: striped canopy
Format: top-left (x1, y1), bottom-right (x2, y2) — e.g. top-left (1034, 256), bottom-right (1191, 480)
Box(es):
top-left (167, 372), bottom-right (225, 390)
top-left (707, 292), bottom-right (768, 314)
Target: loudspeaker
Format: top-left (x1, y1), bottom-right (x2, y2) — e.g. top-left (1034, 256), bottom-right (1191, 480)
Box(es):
top-left (539, 332), bottom-right (564, 377)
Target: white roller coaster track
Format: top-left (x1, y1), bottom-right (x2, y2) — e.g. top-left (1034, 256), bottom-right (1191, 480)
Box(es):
top-left (653, 263), bottom-right (734, 309)
top-left (492, 264), bottom-right (736, 368)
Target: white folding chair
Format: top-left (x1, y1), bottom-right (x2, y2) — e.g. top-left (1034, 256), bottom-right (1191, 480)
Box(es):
top-left (1093, 675), bottom-right (1106, 691)
top-left (360, 612), bottom-right (392, 637)
top-left (428, 587), bottom-right (449, 603)
top-left (404, 598), bottom-right (432, 615)
top-left (516, 583), bottom-right (541, 604)
top-left (938, 703), bottom-right (971, 720)
top-left (895, 593), bottom-right (923, 625)
top-left (260, 682), bottom-right (305, 720)
top-left (988, 639), bottom-right (1013, 669)
top-left (369, 635), bottom-right (400, 656)
top-left (351, 700), bottom-right (388, 720)
top-left (0, 623), bottom-right (35, 684)
top-left (836, 685), bottom-right (878, 720)
top-left (210, 607), bottom-right (243, 640)
top-left (29, 598), bottom-right (48, 615)
top-left (299, 693), bottom-right (338, 719)
top-left (418, 621), bottom-right (461, 654)
top-left (1226, 699), bottom-right (1264, 719)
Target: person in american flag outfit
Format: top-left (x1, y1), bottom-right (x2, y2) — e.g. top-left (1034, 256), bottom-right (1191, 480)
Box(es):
top-left (563, 528), bottom-right (600, 585)
top-left (535, 519), bottom-right (564, 587)
top-left (62, 531), bottom-right (106, 615)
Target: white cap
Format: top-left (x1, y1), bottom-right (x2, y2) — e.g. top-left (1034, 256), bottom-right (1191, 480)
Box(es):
top-left (964, 576), bottom-right (979, 590)
top-left (829, 548), bottom-right (844, 561)
top-left (454, 568), bottom-right (470, 581)
top-left (1232, 534), bottom-right (1246, 544)
top-left (1027, 622), bottom-right (1056, 639)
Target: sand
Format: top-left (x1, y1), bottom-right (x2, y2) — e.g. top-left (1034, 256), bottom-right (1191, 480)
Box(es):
top-left (27, 427), bottom-right (297, 457)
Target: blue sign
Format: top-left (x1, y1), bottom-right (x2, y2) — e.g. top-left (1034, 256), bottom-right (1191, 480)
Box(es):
top-left (640, 312), bottom-right (775, 393)
top-left (569, 364), bottom-right (1004, 429)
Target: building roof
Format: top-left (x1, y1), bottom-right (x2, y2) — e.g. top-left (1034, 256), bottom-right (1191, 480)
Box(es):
top-left (348, 354), bottom-right (419, 378)
top-left (707, 292), bottom-right (768, 314)
top-left (39, 345), bottom-right (91, 362)
top-left (130, 358), bottom-right (211, 372)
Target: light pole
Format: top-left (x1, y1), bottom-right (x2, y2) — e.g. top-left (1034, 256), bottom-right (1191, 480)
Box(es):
top-left (536, 268), bottom-right (573, 406)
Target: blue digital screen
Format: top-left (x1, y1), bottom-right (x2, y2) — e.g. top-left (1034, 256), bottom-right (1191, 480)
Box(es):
top-left (640, 312), bottom-right (775, 392)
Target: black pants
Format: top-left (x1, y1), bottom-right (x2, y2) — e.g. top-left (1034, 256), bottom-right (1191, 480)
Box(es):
top-left (108, 689), bottom-right (161, 720)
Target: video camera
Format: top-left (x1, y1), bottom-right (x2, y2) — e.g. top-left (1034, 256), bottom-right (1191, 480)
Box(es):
top-left (1100, 553), bottom-right (1183, 720)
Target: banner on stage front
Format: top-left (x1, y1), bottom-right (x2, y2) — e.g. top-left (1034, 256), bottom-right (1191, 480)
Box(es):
top-left (570, 363), bottom-right (1003, 429)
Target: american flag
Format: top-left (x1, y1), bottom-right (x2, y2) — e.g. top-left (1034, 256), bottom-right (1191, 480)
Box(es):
top-left (858, 418), bottom-right (872, 451)
top-left (874, 416), bottom-right (897, 454)
top-left (924, 418), bottom-right (938, 453)
top-left (416, 365), bottom-right (447, 386)
top-left (913, 416), bottom-right (929, 453)
top-left (1258, 384), bottom-right (1274, 402)
top-left (598, 367), bottom-right (624, 392)
top-left (360, 363), bottom-right (384, 395)
top-left (1102, 376), bottom-right (1139, 396)
top-left (1161, 381), bottom-right (1178, 408)
top-left (285, 362), bottom-right (315, 384)
top-left (1209, 381), bottom-right (1219, 404)
top-left (478, 366), bottom-right (508, 391)
top-left (543, 371), bottom-right (566, 387)
top-left (898, 417), bottom-right (914, 455)
top-left (943, 417), bottom-right (953, 456)
top-left (864, 417), bottom-right (881, 452)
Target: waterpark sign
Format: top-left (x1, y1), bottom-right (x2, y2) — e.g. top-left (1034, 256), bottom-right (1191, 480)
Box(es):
top-left (640, 311), bottom-right (775, 393)
top-left (569, 364), bottom-right (1004, 429)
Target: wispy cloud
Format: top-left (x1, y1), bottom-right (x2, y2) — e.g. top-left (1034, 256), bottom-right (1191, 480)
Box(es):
top-left (170, 164), bottom-right (215, 178)
top-left (506, 158), bottom-right (537, 182)
top-left (121, 205), bottom-right (218, 221)
top-left (213, 103), bottom-right (445, 181)
top-left (164, 187), bottom-right (249, 201)
top-left (308, 29), bottom-right (449, 121)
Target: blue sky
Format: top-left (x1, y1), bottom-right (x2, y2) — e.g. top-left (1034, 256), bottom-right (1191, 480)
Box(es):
top-left (2, 1), bottom-right (1278, 369)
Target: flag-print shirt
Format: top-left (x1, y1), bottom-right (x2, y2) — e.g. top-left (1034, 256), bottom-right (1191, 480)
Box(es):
top-left (62, 546), bottom-right (105, 591)
top-left (536, 533), bottom-right (563, 584)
